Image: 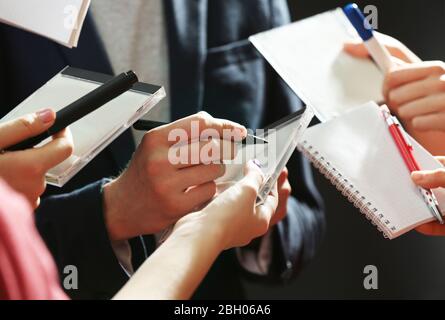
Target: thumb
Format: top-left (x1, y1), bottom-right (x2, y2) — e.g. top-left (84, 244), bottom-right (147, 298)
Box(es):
top-left (238, 160), bottom-right (264, 198)
top-left (343, 42), bottom-right (370, 59)
top-left (0, 109), bottom-right (55, 149)
top-left (344, 41), bottom-right (413, 64)
top-left (412, 170), bottom-right (445, 189)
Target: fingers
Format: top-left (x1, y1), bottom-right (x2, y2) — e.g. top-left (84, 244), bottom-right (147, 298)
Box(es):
top-left (343, 39), bottom-right (414, 63)
top-left (411, 112), bottom-right (445, 131)
top-left (412, 169), bottom-right (445, 189)
top-left (277, 167), bottom-right (289, 188)
top-left (385, 62), bottom-right (445, 92)
top-left (416, 222), bottom-right (445, 236)
top-left (343, 42), bottom-right (370, 59)
top-left (21, 128), bottom-right (74, 171)
top-left (239, 160), bottom-right (264, 198)
top-left (256, 183), bottom-right (279, 227)
top-left (176, 163), bottom-right (225, 190)
top-left (160, 112), bottom-right (247, 146)
top-left (398, 93), bottom-right (445, 120)
top-left (171, 138), bottom-right (238, 169)
top-left (0, 109), bottom-right (55, 149)
top-left (387, 77), bottom-right (445, 108)
top-left (181, 181), bottom-right (217, 212)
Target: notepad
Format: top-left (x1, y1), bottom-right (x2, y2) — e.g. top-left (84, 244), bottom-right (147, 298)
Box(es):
top-left (249, 7), bottom-right (384, 122)
top-left (298, 102), bottom-right (445, 239)
top-left (0, 0), bottom-right (90, 48)
top-left (217, 107), bottom-right (314, 204)
top-left (1, 67), bottom-right (165, 187)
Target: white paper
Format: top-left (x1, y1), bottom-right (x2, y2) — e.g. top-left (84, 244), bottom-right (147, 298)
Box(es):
top-left (300, 102), bottom-right (445, 238)
top-left (1, 68), bottom-right (165, 186)
top-left (0, 0), bottom-right (90, 48)
top-left (250, 8), bottom-right (384, 122)
top-left (217, 108), bottom-right (314, 203)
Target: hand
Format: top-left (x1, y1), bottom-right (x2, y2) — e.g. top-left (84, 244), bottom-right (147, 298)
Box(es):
top-left (271, 167), bottom-right (291, 226)
top-left (382, 61), bottom-right (445, 131)
top-left (174, 160), bottom-right (279, 250)
top-left (412, 156), bottom-right (445, 236)
top-left (103, 112), bottom-right (247, 241)
top-left (343, 32), bottom-right (421, 65)
top-left (0, 109), bottom-right (73, 208)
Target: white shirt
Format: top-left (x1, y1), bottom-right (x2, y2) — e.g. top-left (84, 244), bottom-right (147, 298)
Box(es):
top-left (91, 0), bottom-right (170, 145)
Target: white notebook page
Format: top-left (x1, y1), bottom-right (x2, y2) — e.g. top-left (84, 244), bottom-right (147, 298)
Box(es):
top-left (0, 0), bottom-right (90, 48)
top-left (300, 102), bottom-right (445, 238)
top-left (250, 8), bottom-right (384, 122)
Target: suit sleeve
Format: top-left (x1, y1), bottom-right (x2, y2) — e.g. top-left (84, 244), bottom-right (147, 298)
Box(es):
top-left (35, 179), bottom-right (132, 299)
top-left (258, 0), bottom-right (325, 283)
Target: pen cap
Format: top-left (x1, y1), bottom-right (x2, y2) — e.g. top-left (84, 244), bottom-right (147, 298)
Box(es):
top-left (343, 3), bottom-right (374, 41)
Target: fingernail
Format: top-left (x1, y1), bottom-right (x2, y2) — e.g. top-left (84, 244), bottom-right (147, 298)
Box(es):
top-left (253, 159), bottom-right (262, 169)
top-left (412, 172), bottom-right (424, 182)
top-left (36, 109), bottom-right (53, 124)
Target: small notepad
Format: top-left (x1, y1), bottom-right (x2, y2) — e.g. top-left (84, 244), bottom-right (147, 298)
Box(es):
top-left (250, 7), bottom-right (384, 122)
top-left (298, 102), bottom-right (445, 239)
top-left (1, 67), bottom-right (165, 187)
top-left (217, 107), bottom-right (314, 204)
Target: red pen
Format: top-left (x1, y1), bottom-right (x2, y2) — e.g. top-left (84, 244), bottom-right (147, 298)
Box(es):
top-left (381, 106), bottom-right (444, 224)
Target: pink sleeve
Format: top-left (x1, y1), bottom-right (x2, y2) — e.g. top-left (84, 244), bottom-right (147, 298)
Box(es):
top-left (0, 179), bottom-right (68, 300)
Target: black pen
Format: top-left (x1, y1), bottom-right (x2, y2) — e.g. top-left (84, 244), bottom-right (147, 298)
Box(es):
top-left (7, 70), bottom-right (139, 151)
top-left (133, 120), bottom-right (268, 145)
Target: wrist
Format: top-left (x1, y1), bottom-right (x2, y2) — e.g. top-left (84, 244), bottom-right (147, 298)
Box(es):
top-left (170, 211), bottom-right (227, 253)
top-left (103, 178), bottom-right (126, 241)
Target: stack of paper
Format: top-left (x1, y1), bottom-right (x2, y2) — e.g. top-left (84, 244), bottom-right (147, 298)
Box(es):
top-left (0, 0), bottom-right (90, 48)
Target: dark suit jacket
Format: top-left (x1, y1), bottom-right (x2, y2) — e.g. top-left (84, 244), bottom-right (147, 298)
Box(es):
top-left (0, 0), bottom-right (325, 299)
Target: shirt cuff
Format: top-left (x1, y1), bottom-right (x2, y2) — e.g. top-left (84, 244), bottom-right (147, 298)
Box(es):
top-left (110, 240), bottom-right (134, 276)
top-left (236, 229), bottom-right (273, 275)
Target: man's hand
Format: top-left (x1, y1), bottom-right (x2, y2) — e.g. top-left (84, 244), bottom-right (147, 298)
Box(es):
top-left (103, 112), bottom-right (247, 241)
top-left (0, 109), bottom-right (73, 208)
top-left (412, 156), bottom-right (445, 236)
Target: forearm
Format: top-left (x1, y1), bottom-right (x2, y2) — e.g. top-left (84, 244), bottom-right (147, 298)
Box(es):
top-left (114, 214), bottom-right (223, 300)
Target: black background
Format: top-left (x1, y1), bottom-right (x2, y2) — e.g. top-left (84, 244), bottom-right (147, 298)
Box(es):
top-left (244, 0), bottom-right (445, 299)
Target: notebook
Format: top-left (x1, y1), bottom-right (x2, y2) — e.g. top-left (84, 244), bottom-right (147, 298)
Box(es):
top-left (249, 7), bottom-right (384, 122)
top-left (1, 67), bottom-right (166, 187)
top-left (0, 0), bottom-right (90, 48)
top-left (298, 102), bottom-right (445, 239)
top-left (217, 107), bottom-right (314, 204)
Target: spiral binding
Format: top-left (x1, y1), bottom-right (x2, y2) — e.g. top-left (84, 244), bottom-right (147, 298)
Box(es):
top-left (298, 140), bottom-right (397, 239)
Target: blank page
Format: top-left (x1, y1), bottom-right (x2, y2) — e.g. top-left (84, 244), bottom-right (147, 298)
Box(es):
top-left (300, 102), bottom-right (445, 238)
top-left (0, 0), bottom-right (90, 48)
top-left (250, 8), bottom-right (384, 122)
top-left (1, 67), bottom-right (165, 186)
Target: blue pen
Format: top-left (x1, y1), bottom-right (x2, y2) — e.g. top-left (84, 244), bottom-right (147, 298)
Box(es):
top-left (343, 3), bottom-right (394, 72)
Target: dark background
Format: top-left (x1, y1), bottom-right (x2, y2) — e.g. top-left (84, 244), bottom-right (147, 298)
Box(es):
top-left (244, 0), bottom-right (445, 299)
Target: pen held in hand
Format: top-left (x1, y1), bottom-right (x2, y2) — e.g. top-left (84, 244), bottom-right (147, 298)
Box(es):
top-left (6, 70), bottom-right (139, 152)
top-left (133, 120), bottom-right (268, 145)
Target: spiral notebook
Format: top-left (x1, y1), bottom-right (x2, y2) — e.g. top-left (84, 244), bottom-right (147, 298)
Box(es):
top-left (298, 102), bottom-right (445, 239)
